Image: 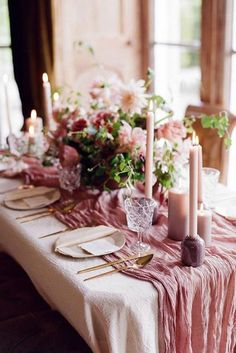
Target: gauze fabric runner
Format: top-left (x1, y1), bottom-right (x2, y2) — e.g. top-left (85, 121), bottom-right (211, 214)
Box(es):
top-left (53, 188), bottom-right (236, 353)
top-left (22, 166), bottom-right (236, 352)
top-left (23, 166), bottom-right (59, 188)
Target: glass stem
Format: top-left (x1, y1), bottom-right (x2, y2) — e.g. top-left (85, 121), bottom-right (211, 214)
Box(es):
top-left (138, 230), bottom-right (144, 245)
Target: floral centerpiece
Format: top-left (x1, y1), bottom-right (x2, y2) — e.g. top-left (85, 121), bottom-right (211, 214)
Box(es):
top-left (47, 71), bottom-right (230, 196)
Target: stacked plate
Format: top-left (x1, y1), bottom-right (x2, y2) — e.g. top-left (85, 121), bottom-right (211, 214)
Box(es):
top-left (3, 186), bottom-right (60, 210)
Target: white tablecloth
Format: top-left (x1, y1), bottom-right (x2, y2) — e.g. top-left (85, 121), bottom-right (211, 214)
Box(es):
top-left (0, 178), bottom-right (159, 353)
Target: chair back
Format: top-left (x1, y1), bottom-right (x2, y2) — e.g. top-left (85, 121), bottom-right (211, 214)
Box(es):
top-left (185, 104), bottom-right (236, 184)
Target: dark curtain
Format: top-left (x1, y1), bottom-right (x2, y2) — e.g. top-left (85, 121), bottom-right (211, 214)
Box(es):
top-left (8, 0), bottom-right (54, 123)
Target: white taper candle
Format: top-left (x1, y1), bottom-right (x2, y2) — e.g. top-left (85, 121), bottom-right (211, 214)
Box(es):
top-left (145, 105), bottom-right (155, 199)
top-left (42, 73), bottom-right (53, 130)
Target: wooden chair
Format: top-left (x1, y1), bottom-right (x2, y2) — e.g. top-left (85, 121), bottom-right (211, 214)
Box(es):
top-left (185, 104), bottom-right (236, 184)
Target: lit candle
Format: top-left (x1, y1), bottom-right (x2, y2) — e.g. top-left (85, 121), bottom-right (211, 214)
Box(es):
top-left (181, 135), bottom-right (205, 267)
top-left (52, 92), bottom-right (60, 111)
top-left (195, 135), bottom-right (203, 206)
top-left (197, 203), bottom-right (212, 246)
top-left (29, 125), bottom-right (35, 139)
top-left (145, 102), bottom-right (155, 199)
top-left (3, 74), bottom-right (12, 134)
top-left (25, 109), bottom-right (43, 132)
top-left (168, 187), bottom-right (189, 240)
top-left (42, 72), bottom-right (53, 130)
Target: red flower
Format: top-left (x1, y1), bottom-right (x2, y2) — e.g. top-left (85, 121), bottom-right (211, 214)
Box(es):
top-left (92, 111), bottom-right (114, 129)
top-left (71, 118), bottom-right (88, 132)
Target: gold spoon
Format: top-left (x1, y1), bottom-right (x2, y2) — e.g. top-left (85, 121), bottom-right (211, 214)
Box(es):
top-left (83, 253), bottom-right (154, 282)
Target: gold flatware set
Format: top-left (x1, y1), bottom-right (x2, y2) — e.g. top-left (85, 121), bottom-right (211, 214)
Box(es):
top-left (17, 201), bottom-right (76, 223)
top-left (80, 253), bottom-right (154, 281)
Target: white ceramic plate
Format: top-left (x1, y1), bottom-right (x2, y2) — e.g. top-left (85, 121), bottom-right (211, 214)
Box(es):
top-left (55, 230), bottom-right (126, 258)
top-left (215, 198), bottom-right (236, 221)
top-left (4, 188), bottom-right (61, 210)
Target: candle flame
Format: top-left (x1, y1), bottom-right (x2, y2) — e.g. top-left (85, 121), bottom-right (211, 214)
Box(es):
top-left (29, 125), bottom-right (35, 138)
top-left (53, 92), bottom-right (59, 101)
top-left (2, 74), bottom-right (8, 83)
top-left (31, 109), bottom-right (37, 121)
top-left (200, 203), bottom-right (204, 212)
top-left (42, 73), bottom-right (48, 83)
top-left (195, 135), bottom-right (199, 145)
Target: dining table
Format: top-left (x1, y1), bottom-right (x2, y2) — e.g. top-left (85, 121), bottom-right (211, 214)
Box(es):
top-left (0, 176), bottom-right (236, 353)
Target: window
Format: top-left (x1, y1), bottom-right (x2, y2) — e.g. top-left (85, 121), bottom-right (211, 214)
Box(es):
top-left (0, 0), bottom-right (23, 145)
top-left (153, 0), bottom-right (236, 188)
top-left (154, 0), bottom-right (202, 117)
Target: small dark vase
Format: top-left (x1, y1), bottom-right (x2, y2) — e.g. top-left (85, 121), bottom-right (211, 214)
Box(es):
top-left (181, 235), bottom-right (205, 267)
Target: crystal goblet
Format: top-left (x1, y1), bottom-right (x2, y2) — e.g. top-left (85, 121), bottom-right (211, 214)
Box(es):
top-left (124, 197), bottom-right (156, 254)
top-left (202, 167), bottom-right (220, 209)
top-left (58, 163), bottom-right (81, 194)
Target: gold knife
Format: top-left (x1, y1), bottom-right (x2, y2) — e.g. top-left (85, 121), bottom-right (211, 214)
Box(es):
top-left (19, 212), bottom-right (53, 223)
top-left (77, 253), bottom-right (141, 274)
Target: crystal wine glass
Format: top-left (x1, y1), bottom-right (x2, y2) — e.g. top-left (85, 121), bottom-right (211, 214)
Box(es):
top-left (58, 163), bottom-right (81, 194)
top-left (124, 197), bottom-right (156, 254)
top-left (202, 167), bottom-right (220, 209)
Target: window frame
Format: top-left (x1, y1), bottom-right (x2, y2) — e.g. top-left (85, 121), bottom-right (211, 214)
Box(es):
top-left (144, 0), bottom-right (234, 109)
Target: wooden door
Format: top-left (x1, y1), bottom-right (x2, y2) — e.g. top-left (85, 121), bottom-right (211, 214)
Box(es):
top-left (53, 0), bottom-right (150, 96)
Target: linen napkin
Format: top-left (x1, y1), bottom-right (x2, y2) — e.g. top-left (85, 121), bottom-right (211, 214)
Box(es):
top-left (4, 186), bottom-right (57, 201)
top-left (55, 225), bottom-right (117, 254)
top-left (23, 195), bottom-right (53, 208)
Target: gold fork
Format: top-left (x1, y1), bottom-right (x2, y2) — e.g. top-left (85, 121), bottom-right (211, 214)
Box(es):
top-left (18, 202), bottom-right (76, 223)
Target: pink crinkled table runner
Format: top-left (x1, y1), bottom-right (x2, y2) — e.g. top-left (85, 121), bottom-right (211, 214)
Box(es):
top-left (53, 188), bottom-right (236, 353)
top-left (4, 162), bottom-right (236, 353)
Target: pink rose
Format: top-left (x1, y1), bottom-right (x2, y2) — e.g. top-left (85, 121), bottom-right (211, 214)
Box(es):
top-left (156, 120), bottom-right (186, 142)
top-left (59, 145), bottom-right (80, 168)
top-left (130, 127), bottom-right (147, 157)
top-left (118, 121), bottom-right (132, 146)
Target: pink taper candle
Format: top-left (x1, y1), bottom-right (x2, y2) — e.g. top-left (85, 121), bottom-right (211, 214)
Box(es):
top-left (196, 136), bottom-right (203, 205)
top-left (168, 188), bottom-right (189, 240)
top-left (145, 108), bottom-right (155, 199)
top-left (197, 203), bottom-right (212, 246)
top-left (189, 143), bottom-right (198, 238)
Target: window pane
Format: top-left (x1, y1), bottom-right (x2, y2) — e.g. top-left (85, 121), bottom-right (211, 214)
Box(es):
top-left (155, 0), bottom-right (202, 45)
top-left (232, 0), bottom-right (236, 50)
top-left (0, 49), bottom-right (23, 143)
top-left (154, 45), bottom-right (201, 117)
top-left (230, 54), bottom-right (236, 114)
top-left (0, 0), bottom-right (11, 46)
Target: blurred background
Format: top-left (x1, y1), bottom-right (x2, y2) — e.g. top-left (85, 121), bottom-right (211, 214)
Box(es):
top-left (0, 0), bottom-right (235, 186)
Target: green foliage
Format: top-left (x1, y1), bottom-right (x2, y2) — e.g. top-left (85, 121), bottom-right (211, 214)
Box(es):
top-left (201, 114), bottom-right (229, 137)
top-left (145, 67), bottom-right (155, 90)
top-left (185, 112), bottom-right (231, 149)
top-left (154, 144), bottom-right (176, 189)
top-left (75, 41), bottom-right (95, 56)
top-left (201, 113), bottom-right (231, 148)
top-left (184, 116), bottom-right (196, 134)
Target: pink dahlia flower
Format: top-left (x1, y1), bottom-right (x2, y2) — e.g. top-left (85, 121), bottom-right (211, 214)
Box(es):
top-left (156, 120), bottom-right (186, 142)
